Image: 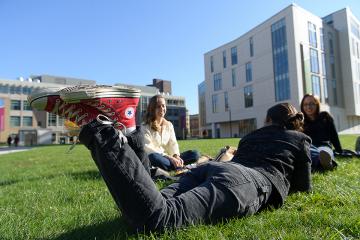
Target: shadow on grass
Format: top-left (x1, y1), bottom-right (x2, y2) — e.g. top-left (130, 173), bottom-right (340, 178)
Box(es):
top-left (68, 170), bottom-right (102, 181)
top-left (0, 170), bottom-right (102, 187)
top-left (48, 217), bottom-right (135, 240)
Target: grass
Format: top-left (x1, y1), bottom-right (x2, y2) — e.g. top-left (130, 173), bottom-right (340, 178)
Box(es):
top-left (0, 135), bottom-right (359, 239)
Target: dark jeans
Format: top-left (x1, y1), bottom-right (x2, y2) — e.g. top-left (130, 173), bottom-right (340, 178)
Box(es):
top-left (149, 150), bottom-right (200, 171)
top-left (79, 121), bottom-right (274, 232)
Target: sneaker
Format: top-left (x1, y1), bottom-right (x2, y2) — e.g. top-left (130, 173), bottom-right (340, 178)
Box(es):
top-left (28, 87), bottom-right (101, 127)
top-left (319, 150), bottom-right (333, 170)
top-left (28, 87), bottom-right (65, 115)
top-left (60, 85), bottom-right (141, 131)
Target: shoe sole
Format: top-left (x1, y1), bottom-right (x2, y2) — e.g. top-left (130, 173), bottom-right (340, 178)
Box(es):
top-left (319, 150), bottom-right (333, 170)
top-left (27, 87), bottom-right (63, 105)
top-left (60, 85), bottom-right (141, 103)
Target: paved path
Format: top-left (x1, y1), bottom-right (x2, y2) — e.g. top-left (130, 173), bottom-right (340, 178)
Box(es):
top-left (0, 146), bottom-right (33, 155)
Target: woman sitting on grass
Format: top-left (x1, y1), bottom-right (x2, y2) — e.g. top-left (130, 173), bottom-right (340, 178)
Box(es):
top-left (78, 102), bottom-right (312, 232)
top-left (143, 95), bottom-right (200, 172)
top-left (300, 94), bottom-right (342, 171)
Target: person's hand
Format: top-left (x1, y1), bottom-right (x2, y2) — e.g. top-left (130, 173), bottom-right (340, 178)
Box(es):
top-left (167, 155), bottom-right (184, 168)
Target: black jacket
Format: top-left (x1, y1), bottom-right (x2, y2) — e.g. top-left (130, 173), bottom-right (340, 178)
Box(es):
top-left (303, 112), bottom-right (342, 153)
top-left (232, 125), bottom-right (312, 206)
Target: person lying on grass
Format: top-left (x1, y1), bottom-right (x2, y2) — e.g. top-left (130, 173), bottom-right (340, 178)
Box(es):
top-left (29, 86), bottom-right (311, 232)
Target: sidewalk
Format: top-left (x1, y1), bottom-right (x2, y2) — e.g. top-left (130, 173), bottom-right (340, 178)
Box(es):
top-left (0, 146), bottom-right (33, 155)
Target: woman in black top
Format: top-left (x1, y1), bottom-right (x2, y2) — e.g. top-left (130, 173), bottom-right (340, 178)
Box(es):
top-left (300, 94), bottom-right (342, 171)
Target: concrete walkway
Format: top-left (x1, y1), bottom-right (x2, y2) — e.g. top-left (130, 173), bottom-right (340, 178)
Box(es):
top-left (0, 146), bottom-right (33, 155)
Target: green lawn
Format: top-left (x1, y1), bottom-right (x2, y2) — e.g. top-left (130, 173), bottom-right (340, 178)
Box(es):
top-left (0, 135), bottom-right (359, 239)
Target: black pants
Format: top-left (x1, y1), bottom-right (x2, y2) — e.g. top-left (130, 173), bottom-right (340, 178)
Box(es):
top-left (79, 120), bottom-right (274, 232)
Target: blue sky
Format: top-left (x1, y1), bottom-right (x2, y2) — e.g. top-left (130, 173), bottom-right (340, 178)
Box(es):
top-left (1, 0), bottom-right (359, 114)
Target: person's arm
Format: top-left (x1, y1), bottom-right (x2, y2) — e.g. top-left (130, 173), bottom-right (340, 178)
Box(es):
top-left (164, 122), bottom-right (180, 157)
top-left (290, 137), bottom-right (312, 193)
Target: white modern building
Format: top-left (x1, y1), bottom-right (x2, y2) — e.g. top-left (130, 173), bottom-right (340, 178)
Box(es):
top-left (203, 4), bottom-right (360, 138)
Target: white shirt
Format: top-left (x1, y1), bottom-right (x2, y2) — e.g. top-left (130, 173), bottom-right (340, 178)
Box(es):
top-left (143, 120), bottom-right (180, 157)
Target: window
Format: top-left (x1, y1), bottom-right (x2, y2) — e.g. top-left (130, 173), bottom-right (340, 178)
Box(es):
top-left (213, 73), bottom-right (222, 91)
top-left (320, 28), bottom-right (324, 51)
top-left (23, 100), bottom-right (32, 111)
top-left (212, 94), bottom-right (218, 113)
top-left (48, 113), bottom-right (57, 126)
top-left (238, 118), bottom-right (257, 138)
top-left (22, 87), bottom-right (32, 95)
top-left (10, 116), bottom-right (21, 127)
top-left (58, 117), bottom-right (65, 126)
top-left (351, 19), bottom-right (360, 39)
top-left (224, 92), bottom-right (229, 111)
top-left (232, 68), bottom-right (236, 87)
top-left (23, 116), bottom-right (33, 126)
top-left (244, 85), bottom-right (253, 108)
top-left (246, 62), bottom-right (252, 82)
top-left (321, 53), bottom-right (327, 76)
top-left (328, 32), bottom-right (334, 55)
top-left (308, 22), bottom-right (317, 48)
top-left (231, 46), bottom-right (238, 65)
top-left (210, 56), bottom-right (214, 73)
top-left (311, 75), bottom-right (321, 98)
top-left (10, 100), bottom-right (21, 110)
top-left (222, 50), bottom-right (227, 68)
top-left (332, 80), bottom-right (338, 105)
top-left (249, 37), bottom-right (254, 57)
top-left (323, 77), bottom-right (329, 103)
top-left (271, 18), bottom-right (290, 101)
top-left (310, 49), bottom-right (319, 73)
top-left (0, 85), bottom-right (9, 94)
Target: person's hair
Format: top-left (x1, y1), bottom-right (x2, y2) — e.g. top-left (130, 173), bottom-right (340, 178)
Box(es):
top-left (265, 103), bottom-right (304, 131)
top-left (144, 95), bottom-right (165, 131)
top-left (300, 94), bottom-right (320, 120)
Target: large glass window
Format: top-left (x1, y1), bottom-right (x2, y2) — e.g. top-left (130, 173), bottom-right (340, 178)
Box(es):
top-left (23, 116), bottom-right (33, 126)
top-left (351, 19), bottom-right (360, 39)
top-left (308, 22), bottom-right (317, 48)
top-left (332, 80), bottom-right (338, 105)
top-left (311, 75), bottom-right (321, 98)
top-left (329, 32), bottom-right (334, 55)
top-left (271, 18), bottom-right (290, 101)
top-left (321, 53), bottom-right (327, 76)
top-left (212, 94), bottom-right (218, 113)
top-left (249, 37), bottom-right (254, 57)
top-left (48, 113), bottom-right (57, 126)
top-left (246, 62), bottom-right (252, 82)
top-left (310, 48), bottom-right (319, 73)
top-left (213, 73), bottom-right (222, 91)
top-left (244, 85), bottom-right (253, 108)
top-left (323, 77), bottom-right (329, 103)
top-left (210, 56), bottom-right (214, 73)
top-left (224, 92), bottom-right (229, 111)
top-left (231, 46), bottom-right (238, 65)
top-left (10, 100), bottom-right (21, 110)
top-left (0, 85), bottom-right (9, 94)
top-left (320, 28), bottom-right (324, 51)
top-left (222, 50), bottom-right (227, 68)
top-left (23, 100), bottom-right (32, 111)
top-left (232, 68), bottom-right (236, 87)
top-left (10, 116), bottom-right (21, 127)
top-left (58, 117), bottom-right (65, 126)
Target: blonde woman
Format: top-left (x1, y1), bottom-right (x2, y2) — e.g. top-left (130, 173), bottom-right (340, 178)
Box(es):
top-left (143, 95), bottom-right (200, 171)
